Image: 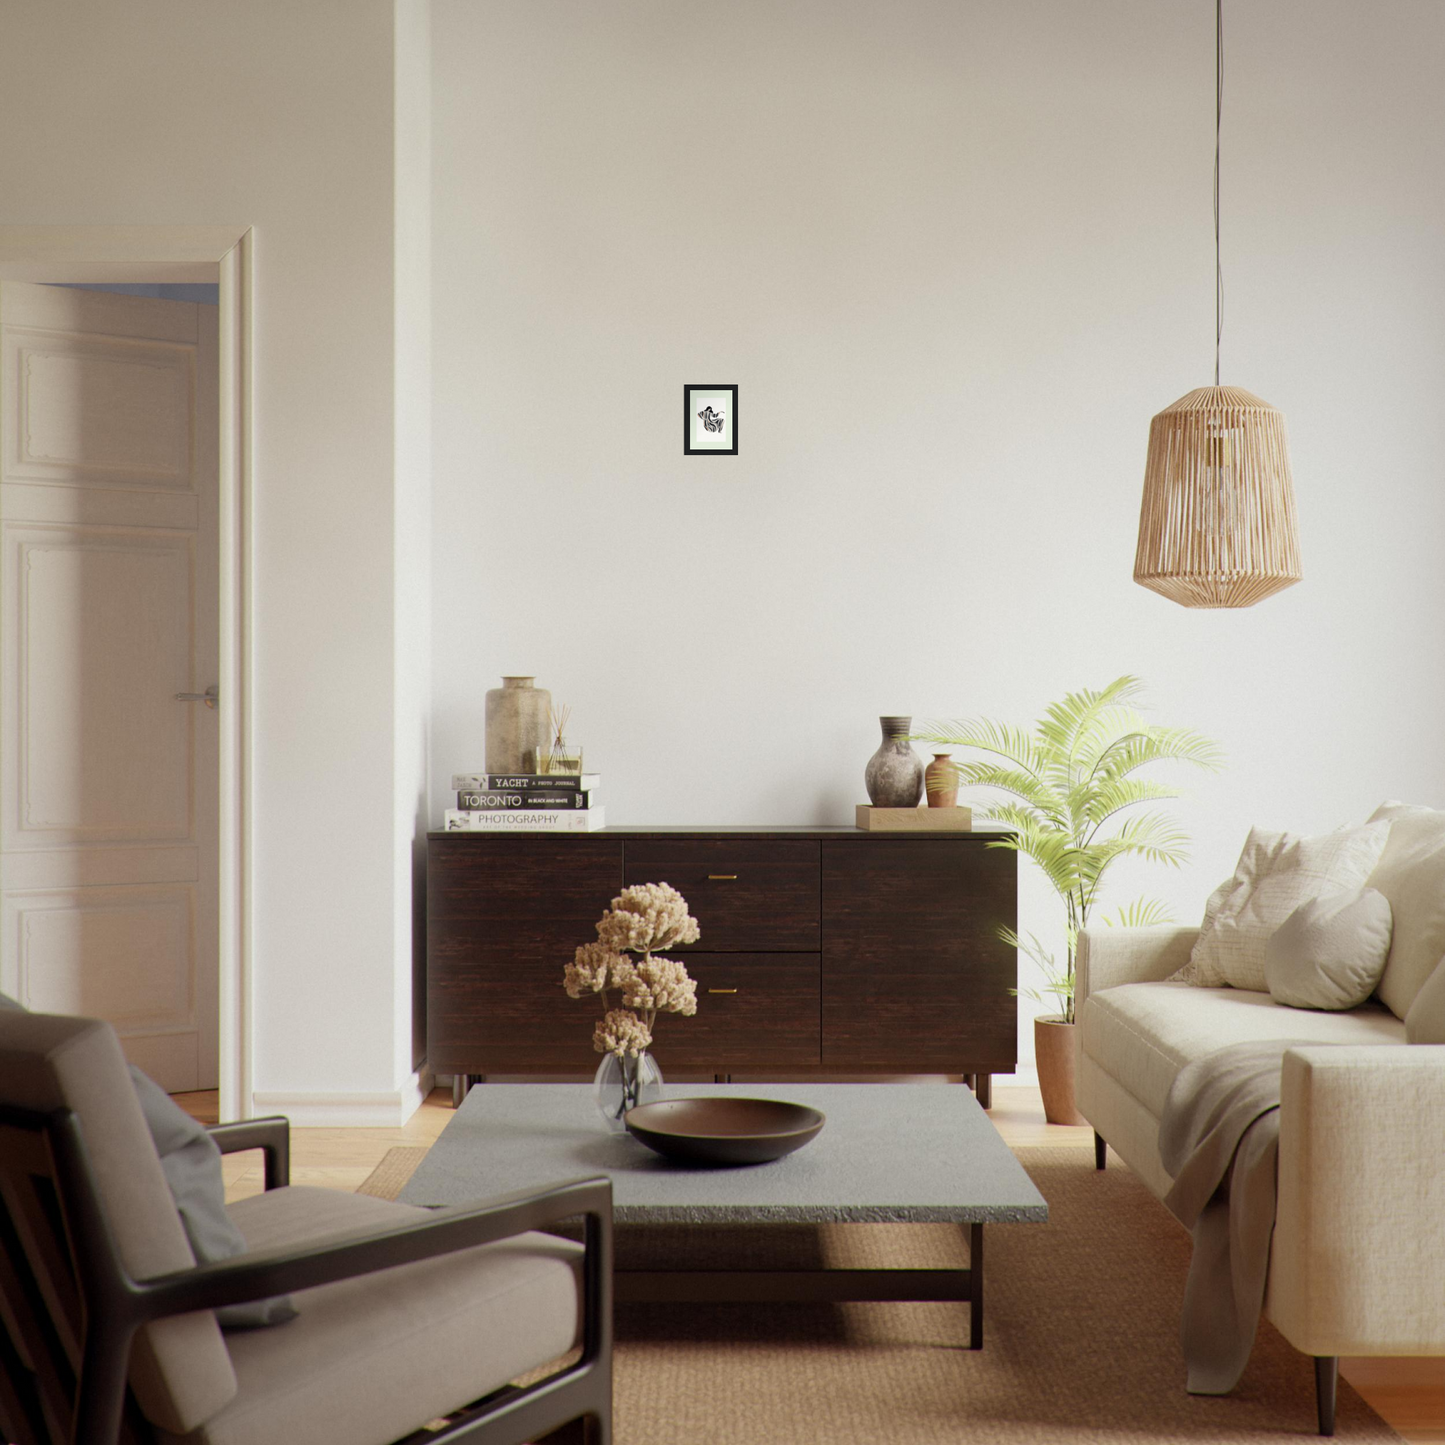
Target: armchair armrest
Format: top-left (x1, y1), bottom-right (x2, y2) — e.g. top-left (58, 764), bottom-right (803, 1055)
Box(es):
top-left (207, 1116), bottom-right (290, 1189)
top-left (1076, 926), bottom-right (1199, 1011)
top-left (1272, 1045), bottom-right (1445, 1354)
top-left (132, 1175), bottom-right (613, 1322)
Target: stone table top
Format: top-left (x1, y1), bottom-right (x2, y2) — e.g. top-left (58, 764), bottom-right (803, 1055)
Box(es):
top-left (398, 1082), bottom-right (1049, 1225)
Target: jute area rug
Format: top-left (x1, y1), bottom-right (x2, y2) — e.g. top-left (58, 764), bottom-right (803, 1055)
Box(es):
top-left (358, 1144), bottom-right (1399, 1443)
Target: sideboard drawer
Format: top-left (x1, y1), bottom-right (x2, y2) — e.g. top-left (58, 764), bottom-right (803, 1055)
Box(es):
top-left (622, 839), bottom-right (820, 951)
top-left (676, 954), bottom-right (821, 1066)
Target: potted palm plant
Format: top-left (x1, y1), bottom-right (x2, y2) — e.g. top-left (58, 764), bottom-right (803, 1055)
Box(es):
top-left (914, 677), bottom-right (1220, 1124)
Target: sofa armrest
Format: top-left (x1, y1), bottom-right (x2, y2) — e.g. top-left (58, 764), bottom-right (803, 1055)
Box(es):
top-left (1271, 1044), bottom-right (1445, 1355)
top-left (1075, 926), bottom-right (1199, 1011)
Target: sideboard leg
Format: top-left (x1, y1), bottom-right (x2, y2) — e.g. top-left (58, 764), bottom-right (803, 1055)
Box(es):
top-left (1315, 1356), bottom-right (1337, 1436)
top-left (973, 1074), bottom-right (992, 1110)
top-left (452, 1074), bottom-right (468, 1108)
top-left (1094, 1132), bottom-right (1107, 1170)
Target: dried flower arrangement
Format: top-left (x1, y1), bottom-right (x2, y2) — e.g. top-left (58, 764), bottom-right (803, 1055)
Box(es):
top-left (565, 882), bottom-right (700, 1055)
top-left (566, 882), bottom-right (700, 1123)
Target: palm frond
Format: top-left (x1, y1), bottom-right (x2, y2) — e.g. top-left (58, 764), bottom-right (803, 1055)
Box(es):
top-left (1034, 677), bottom-right (1145, 764)
top-left (1101, 897), bottom-right (1176, 928)
top-left (991, 818), bottom-right (1088, 899)
top-left (1075, 776), bottom-right (1183, 832)
top-left (911, 717), bottom-right (1045, 778)
top-left (1094, 726), bottom-right (1224, 782)
top-left (948, 761), bottom-right (1067, 824)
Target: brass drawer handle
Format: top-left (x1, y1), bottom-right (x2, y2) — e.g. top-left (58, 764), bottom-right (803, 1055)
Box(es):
top-left (707, 988), bottom-right (738, 994)
top-left (707, 874), bottom-right (738, 880)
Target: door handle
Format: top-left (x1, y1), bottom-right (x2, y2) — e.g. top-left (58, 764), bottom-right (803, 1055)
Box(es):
top-left (174, 684), bottom-right (219, 711)
top-left (707, 988), bottom-right (739, 994)
top-left (707, 874), bottom-right (738, 881)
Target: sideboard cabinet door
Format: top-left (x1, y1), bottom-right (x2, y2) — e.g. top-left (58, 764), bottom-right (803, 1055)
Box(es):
top-left (820, 838), bottom-right (1016, 1073)
top-left (427, 835), bottom-right (623, 1075)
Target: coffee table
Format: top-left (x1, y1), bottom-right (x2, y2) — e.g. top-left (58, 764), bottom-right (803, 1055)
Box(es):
top-left (399, 1082), bottom-right (1047, 1348)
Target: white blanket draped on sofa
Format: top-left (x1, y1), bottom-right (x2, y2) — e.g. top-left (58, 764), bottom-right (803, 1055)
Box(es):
top-left (1158, 1040), bottom-right (1308, 1394)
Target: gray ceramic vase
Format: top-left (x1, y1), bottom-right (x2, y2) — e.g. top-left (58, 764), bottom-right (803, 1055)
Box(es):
top-left (864, 716), bottom-right (924, 807)
top-left (485, 676), bottom-right (551, 774)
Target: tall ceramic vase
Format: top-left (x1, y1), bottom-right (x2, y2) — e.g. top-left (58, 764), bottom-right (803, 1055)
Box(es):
top-left (865, 716), bottom-right (924, 807)
top-left (485, 676), bottom-right (551, 775)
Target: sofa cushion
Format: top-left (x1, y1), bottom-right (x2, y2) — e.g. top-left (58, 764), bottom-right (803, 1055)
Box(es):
top-left (1176, 822), bottom-right (1389, 992)
top-left (1080, 981), bottom-right (1406, 1118)
top-left (1265, 888), bottom-right (1393, 1011)
top-left (157, 1186), bottom-right (583, 1445)
top-left (1405, 955), bottom-right (1445, 1044)
top-left (1365, 802), bottom-right (1445, 1018)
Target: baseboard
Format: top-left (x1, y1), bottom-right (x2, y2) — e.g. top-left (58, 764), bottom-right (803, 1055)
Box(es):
top-left (253, 1067), bottom-right (435, 1128)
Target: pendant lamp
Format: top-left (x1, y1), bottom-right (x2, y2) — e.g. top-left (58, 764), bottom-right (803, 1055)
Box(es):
top-left (1133, 0), bottom-right (1301, 608)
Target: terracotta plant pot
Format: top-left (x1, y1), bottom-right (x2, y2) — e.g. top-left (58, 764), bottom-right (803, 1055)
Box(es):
top-left (1034, 1015), bottom-right (1087, 1126)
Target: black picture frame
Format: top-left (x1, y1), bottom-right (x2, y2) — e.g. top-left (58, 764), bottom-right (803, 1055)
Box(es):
top-left (684, 384), bottom-right (738, 455)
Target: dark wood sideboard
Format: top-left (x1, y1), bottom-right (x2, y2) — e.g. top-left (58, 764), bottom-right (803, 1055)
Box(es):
top-left (426, 826), bottom-right (1017, 1108)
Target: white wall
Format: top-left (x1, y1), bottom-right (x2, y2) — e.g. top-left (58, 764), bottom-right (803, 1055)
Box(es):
top-left (0, 0), bottom-right (425, 1119)
top-left (395, 0), bottom-right (434, 1086)
top-left (430, 0), bottom-right (1445, 1072)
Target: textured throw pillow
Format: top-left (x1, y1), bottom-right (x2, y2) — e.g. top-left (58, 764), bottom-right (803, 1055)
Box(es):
top-left (125, 1067), bottom-right (297, 1330)
top-left (1364, 802), bottom-right (1445, 1019)
top-left (1265, 887), bottom-right (1393, 1010)
top-left (1405, 954), bottom-right (1445, 1044)
top-left (1175, 821), bottom-right (1391, 992)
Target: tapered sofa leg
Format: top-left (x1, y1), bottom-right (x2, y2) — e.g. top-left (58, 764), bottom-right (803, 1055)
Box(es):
top-left (1093, 1131), bottom-right (1107, 1170)
top-left (1315, 1355), bottom-right (1337, 1436)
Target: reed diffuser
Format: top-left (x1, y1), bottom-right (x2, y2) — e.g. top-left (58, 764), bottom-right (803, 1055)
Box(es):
top-left (538, 703), bottom-right (583, 775)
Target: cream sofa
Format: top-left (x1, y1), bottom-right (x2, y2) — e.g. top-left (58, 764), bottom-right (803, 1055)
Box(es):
top-left (1076, 921), bottom-right (1445, 1435)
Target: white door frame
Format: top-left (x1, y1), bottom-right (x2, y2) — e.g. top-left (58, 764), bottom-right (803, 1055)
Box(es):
top-left (0, 225), bottom-right (255, 1119)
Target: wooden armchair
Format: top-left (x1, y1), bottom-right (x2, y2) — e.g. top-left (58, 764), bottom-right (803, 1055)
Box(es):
top-left (0, 1010), bottom-right (612, 1445)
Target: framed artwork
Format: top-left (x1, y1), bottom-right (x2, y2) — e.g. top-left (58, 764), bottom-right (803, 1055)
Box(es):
top-left (684, 384), bottom-right (737, 455)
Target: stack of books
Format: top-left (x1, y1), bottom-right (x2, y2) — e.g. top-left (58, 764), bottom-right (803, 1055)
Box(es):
top-left (443, 772), bottom-right (604, 832)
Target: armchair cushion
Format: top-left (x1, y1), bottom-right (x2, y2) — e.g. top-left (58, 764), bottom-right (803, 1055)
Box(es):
top-left (156, 1187), bottom-right (584, 1445)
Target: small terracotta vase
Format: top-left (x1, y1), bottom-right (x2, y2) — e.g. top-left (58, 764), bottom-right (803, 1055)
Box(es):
top-left (1034, 1016), bottom-right (1087, 1126)
top-left (925, 753), bottom-right (958, 808)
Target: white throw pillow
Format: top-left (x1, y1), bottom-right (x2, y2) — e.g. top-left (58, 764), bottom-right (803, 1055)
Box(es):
top-left (1265, 888), bottom-right (1393, 1011)
top-left (1364, 802), bottom-right (1445, 1019)
top-left (1404, 954), bottom-right (1445, 1044)
top-left (1175, 821), bottom-right (1390, 992)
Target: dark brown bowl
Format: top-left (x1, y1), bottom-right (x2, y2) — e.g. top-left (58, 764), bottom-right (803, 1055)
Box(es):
top-left (623, 1097), bottom-right (825, 1167)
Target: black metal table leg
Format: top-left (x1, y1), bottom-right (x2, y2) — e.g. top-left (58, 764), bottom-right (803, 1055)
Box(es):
top-left (969, 1222), bottom-right (984, 1349)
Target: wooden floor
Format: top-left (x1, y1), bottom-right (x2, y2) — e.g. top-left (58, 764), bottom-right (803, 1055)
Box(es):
top-left (175, 1081), bottom-right (1445, 1442)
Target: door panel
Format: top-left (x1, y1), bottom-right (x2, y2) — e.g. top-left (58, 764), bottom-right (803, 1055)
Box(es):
top-left (0, 282), bottom-right (218, 1091)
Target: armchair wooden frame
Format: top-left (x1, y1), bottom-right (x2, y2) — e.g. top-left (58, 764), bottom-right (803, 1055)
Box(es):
top-left (0, 1107), bottom-right (613, 1445)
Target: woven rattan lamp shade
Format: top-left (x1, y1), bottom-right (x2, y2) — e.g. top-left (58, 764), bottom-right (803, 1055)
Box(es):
top-left (1133, 385), bottom-right (1301, 608)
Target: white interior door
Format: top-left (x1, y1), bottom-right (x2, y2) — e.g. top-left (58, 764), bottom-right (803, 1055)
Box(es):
top-left (0, 281), bottom-right (219, 1091)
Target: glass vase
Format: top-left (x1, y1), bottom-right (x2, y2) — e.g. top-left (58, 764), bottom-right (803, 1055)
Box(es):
top-left (593, 1050), bottom-right (663, 1131)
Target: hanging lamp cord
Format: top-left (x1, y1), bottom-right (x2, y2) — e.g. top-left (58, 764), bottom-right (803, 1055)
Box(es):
top-left (1214, 0), bottom-right (1224, 388)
